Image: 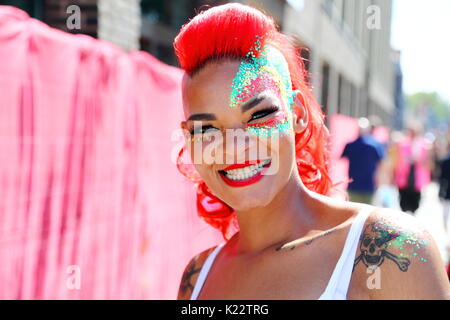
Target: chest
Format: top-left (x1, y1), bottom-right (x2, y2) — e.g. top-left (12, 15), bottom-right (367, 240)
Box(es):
top-left (197, 235), bottom-right (369, 300)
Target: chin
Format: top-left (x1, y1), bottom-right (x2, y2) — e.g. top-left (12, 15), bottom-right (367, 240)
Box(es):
top-left (222, 186), bottom-right (276, 212)
top-left (230, 200), bottom-right (271, 212)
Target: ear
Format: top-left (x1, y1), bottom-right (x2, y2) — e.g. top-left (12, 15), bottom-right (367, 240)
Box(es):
top-left (180, 121), bottom-right (191, 140)
top-left (291, 90), bottom-right (308, 134)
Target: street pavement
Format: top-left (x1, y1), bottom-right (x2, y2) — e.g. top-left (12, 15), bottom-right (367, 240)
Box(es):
top-left (414, 182), bottom-right (450, 265)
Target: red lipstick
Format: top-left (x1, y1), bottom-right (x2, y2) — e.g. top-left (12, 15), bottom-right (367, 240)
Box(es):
top-left (222, 160), bottom-right (262, 171)
top-left (219, 160), bottom-right (271, 188)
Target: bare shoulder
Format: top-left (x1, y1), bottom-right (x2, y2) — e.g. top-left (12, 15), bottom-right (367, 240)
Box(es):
top-left (353, 207), bottom-right (450, 299)
top-left (177, 246), bottom-right (217, 300)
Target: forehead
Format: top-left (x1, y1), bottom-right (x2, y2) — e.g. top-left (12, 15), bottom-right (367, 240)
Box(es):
top-left (182, 46), bottom-right (292, 114)
top-left (230, 45), bottom-right (293, 108)
top-left (182, 61), bottom-right (239, 115)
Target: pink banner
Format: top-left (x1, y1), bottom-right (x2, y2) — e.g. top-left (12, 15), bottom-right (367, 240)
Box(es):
top-left (328, 114), bottom-right (359, 195)
top-left (0, 6), bottom-right (222, 299)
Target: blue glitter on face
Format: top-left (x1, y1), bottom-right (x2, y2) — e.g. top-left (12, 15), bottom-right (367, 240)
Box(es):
top-left (229, 42), bottom-right (295, 112)
top-left (228, 40), bottom-right (296, 138)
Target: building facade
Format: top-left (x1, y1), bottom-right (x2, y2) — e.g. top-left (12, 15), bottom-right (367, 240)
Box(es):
top-left (139, 0), bottom-right (396, 127)
top-left (2, 0), bottom-right (397, 127)
top-left (283, 0), bottom-right (395, 127)
top-left (392, 50), bottom-right (405, 130)
top-left (1, 0), bottom-right (141, 51)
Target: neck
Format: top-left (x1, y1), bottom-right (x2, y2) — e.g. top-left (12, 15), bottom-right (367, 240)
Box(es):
top-left (232, 171), bottom-right (318, 255)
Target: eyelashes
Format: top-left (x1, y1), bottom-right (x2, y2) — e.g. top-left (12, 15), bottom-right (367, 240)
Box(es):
top-left (189, 125), bottom-right (216, 135)
top-left (188, 106), bottom-right (281, 135)
top-left (248, 106), bottom-right (279, 122)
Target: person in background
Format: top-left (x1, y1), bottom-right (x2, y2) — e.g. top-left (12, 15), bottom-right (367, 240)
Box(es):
top-left (341, 117), bottom-right (385, 204)
top-left (373, 131), bottom-right (404, 209)
top-left (438, 139), bottom-right (450, 234)
top-left (392, 123), bottom-right (432, 214)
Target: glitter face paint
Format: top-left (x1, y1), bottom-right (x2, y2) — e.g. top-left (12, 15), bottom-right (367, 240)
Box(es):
top-left (229, 38), bottom-right (296, 137)
top-left (243, 73), bottom-right (291, 137)
top-left (246, 109), bottom-right (291, 137)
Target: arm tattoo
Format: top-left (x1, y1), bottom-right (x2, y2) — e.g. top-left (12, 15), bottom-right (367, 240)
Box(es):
top-left (353, 222), bottom-right (411, 273)
top-left (179, 260), bottom-right (202, 297)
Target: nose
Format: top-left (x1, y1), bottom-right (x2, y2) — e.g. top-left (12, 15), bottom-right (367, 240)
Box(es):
top-left (221, 127), bottom-right (258, 164)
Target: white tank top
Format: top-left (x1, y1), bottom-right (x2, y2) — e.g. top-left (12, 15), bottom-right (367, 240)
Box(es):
top-left (190, 205), bottom-right (372, 300)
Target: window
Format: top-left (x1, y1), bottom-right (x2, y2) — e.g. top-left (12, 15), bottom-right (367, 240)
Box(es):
top-left (141, 0), bottom-right (172, 26)
top-left (337, 74), bottom-right (343, 114)
top-left (1, 0), bottom-right (44, 19)
top-left (323, 0), bottom-right (334, 17)
top-left (321, 62), bottom-right (330, 115)
top-left (350, 83), bottom-right (357, 117)
top-left (300, 46), bottom-right (312, 85)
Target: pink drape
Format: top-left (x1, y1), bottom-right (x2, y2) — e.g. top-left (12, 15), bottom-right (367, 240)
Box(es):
top-left (0, 6), bottom-right (222, 299)
top-left (328, 114), bottom-right (359, 195)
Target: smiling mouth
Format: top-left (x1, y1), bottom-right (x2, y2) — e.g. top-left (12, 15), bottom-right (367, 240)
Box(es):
top-left (218, 159), bottom-right (272, 187)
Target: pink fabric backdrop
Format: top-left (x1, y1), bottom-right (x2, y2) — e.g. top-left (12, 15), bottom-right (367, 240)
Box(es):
top-left (328, 114), bottom-right (359, 194)
top-left (0, 6), bottom-right (222, 299)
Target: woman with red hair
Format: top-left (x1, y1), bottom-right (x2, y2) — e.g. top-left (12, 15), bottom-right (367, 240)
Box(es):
top-left (175, 3), bottom-right (450, 300)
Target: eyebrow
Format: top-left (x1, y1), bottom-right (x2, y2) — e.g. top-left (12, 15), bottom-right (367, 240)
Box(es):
top-left (186, 113), bottom-right (217, 121)
top-left (186, 95), bottom-right (267, 121)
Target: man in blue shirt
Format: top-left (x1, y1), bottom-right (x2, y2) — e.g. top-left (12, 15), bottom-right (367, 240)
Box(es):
top-left (341, 117), bottom-right (385, 204)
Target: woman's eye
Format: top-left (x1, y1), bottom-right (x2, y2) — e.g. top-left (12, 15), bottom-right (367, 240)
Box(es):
top-left (249, 107), bottom-right (279, 122)
top-left (189, 125), bottom-right (218, 135)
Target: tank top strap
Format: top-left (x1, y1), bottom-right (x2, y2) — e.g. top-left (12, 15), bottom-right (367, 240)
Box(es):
top-left (318, 205), bottom-right (373, 300)
top-left (190, 242), bottom-right (226, 300)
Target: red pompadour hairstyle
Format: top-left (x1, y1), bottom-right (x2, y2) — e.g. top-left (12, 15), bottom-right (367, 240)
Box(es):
top-left (174, 3), bottom-right (335, 241)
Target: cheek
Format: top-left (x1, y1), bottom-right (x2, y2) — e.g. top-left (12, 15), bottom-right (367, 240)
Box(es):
top-left (276, 134), bottom-right (296, 165)
top-left (191, 155), bottom-right (218, 183)
top-left (269, 145), bottom-right (295, 183)
top-left (253, 128), bottom-right (296, 178)
top-left (194, 164), bottom-right (212, 179)
top-left (186, 132), bottom-right (221, 163)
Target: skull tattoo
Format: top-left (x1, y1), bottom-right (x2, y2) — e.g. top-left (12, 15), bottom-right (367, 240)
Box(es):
top-left (353, 223), bottom-right (411, 272)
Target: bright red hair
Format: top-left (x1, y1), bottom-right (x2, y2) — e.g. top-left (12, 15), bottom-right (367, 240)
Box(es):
top-left (174, 3), bottom-right (335, 241)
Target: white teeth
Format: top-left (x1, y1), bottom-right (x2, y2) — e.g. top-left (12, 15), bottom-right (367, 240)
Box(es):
top-left (223, 159), bottom-right (271, 181)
